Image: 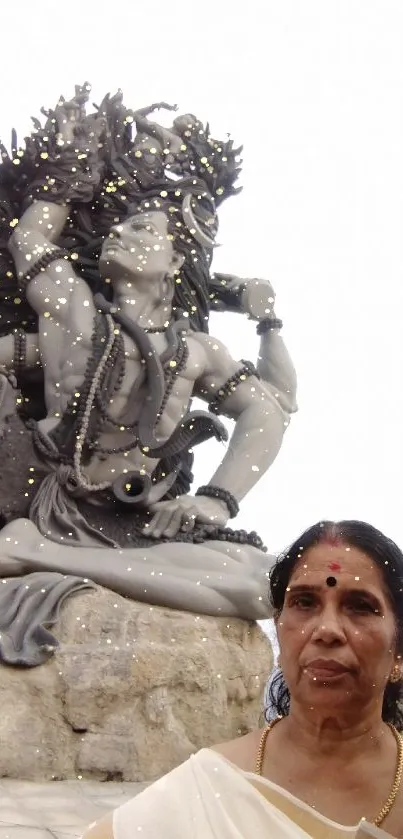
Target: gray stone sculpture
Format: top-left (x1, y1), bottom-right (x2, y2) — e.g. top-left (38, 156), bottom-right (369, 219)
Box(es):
top-left (0, 85), bottom-right (297, 666)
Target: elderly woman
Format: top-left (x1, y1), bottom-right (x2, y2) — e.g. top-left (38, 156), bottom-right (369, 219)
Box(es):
top-left (83, 520), bottom-right (403, 839)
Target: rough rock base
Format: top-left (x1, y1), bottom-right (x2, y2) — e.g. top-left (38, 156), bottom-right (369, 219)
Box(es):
top-left (0, 587), bottom-right (273, 781)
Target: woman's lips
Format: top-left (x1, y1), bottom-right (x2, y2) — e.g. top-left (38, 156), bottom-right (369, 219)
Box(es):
top-left (304, 659), bottom-right (350, 679)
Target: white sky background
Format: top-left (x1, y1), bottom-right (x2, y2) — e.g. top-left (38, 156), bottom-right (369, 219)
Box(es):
top-left (1, 0), bottom-right (403, 568)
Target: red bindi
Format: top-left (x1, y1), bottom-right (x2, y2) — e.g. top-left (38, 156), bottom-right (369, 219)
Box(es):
top-left (328, 562), bottom-right (341, 571)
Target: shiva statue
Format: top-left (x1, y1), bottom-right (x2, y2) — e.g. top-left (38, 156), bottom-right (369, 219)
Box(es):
top-left (0, 85), bottom-right (297, 665)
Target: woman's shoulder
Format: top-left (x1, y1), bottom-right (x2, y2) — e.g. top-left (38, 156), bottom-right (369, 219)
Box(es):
top-left (81, 731), bottom-right (264, 838)
top-left (210, 728), bottom-right (264, 773)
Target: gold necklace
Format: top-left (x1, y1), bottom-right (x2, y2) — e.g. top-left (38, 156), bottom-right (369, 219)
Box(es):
top-left (255, 717), bottom-right (403, 827)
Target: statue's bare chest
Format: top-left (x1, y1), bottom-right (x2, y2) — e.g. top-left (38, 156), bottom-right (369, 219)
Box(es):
top-left (120, 331), bottom-right (204, 383)
top-left (103, 331), bottom-right (205, 426)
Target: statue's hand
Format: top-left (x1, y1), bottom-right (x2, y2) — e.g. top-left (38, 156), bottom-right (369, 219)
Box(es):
top-left (239, 278), bottom-right (276, 321)
top-left (145, 495), bottom-right (229, 540)
top-left (53, 84), bottom-right (91, 147)
top-left (53, 84), bottom-right (106, 155)
top-left (210, 274), bottom-right (276, 320)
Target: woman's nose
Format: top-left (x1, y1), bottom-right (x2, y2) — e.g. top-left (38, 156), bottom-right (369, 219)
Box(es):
top-left (311, 605), bottom-right (346, 644)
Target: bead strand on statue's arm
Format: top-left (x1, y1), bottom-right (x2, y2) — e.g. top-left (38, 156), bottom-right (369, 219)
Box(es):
top-left (203, 389), bottom-right (286, 504)
top-left (236, 279), bottom-right (298, 415)
top-left (194, 334), bottom-right (290, 506)
top-left (0, 332), bottom-right (40, 372)
top-left (208, 274), bottom-right (298, 415)
top-left (8, 202), bottom-right (70, 283)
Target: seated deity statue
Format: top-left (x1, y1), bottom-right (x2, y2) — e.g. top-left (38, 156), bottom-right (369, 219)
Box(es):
top-left (0, 84), bottom-right (297, 665)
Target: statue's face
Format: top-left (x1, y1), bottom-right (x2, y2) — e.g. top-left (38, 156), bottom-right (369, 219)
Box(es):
top-left (100, 211), bottom-right (179, 281)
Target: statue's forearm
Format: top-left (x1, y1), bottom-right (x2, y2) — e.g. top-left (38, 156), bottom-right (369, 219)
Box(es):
top-left (0, 334), bottom-right (40, 369)
top-left (206, 399), bottom-right (287, 502)
top-left (13, 201), bottom-right (68, 243)
top-left (257, 329), bottom-right (298, 415)
top-left (9, 201), bottom-right (69, 277)
top-left (0, 335), bottom-right (15, 367)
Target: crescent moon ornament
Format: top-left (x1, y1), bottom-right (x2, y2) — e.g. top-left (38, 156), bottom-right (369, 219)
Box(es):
top-left (181, 193), bottom-right (219, 248)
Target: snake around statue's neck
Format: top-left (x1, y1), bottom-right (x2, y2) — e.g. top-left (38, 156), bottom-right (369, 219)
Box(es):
top-left (94, 295), bottom-right (228, 461)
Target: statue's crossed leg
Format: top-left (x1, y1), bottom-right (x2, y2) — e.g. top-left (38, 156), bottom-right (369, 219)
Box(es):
top-left (0, 515), bottom-right (273, 623)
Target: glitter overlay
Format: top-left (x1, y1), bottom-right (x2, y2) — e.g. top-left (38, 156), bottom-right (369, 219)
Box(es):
top-left (0, 83), bottom-right (297, 665)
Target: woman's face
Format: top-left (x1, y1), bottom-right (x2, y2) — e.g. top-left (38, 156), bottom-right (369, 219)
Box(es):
top-left (276, 542), bottom-right (398, 717)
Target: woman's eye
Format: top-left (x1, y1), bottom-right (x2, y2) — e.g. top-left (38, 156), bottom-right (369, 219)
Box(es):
top-left (290, 595), bottom-right (316, 609)
top-left (346, 598), bottom-right (378, 614)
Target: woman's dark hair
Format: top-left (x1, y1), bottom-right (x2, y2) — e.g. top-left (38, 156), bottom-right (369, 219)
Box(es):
top-left (266, 520), bottom-right (403, 730)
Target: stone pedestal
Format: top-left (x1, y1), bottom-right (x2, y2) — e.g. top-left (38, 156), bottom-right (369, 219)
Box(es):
top-left (0, 587), bottom-right (273, 781)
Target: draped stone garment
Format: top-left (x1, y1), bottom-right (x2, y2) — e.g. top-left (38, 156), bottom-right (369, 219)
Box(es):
top-left (0, 571), bottom-right (95, 666)
top-left (0, 517), bottom-right (274, 666)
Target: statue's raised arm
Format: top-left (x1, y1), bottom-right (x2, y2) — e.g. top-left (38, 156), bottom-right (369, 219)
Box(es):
top-left (0, 84), bottom-right (298, 668)
top-left (8, 86), bottom-right (104, 312)
top-left (6, 87), bottom-right (106, 427)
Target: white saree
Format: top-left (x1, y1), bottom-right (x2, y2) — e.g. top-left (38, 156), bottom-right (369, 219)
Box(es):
top-left (113, 749), bottom-right (387, 839)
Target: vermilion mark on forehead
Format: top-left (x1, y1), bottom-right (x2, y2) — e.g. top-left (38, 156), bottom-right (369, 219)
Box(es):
top-left (321, 531), bottom-right (344, 567)
top-left (321, 531), bottom-right (343, 546)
